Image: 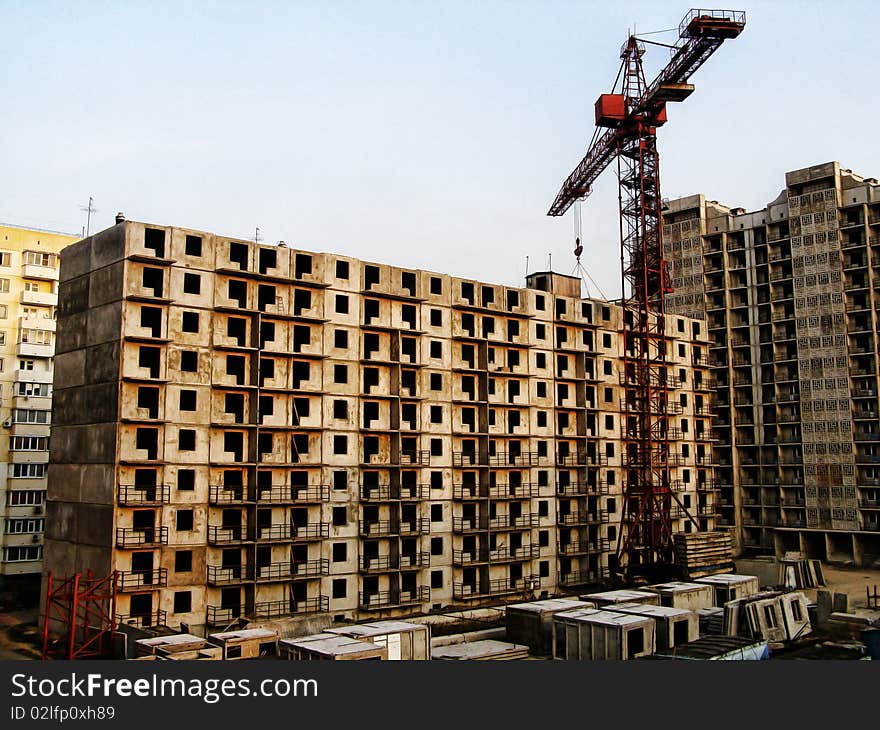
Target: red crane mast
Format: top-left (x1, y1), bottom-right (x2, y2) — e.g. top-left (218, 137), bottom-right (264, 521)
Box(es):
top-left (548, 9), bottom-right (746, 579)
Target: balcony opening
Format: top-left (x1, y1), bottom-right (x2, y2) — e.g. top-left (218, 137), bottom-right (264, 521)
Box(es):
top-left (402, 304), bottom-right (416, 329)
top-left (291, 434), bottom-right (308, 463)
top-left (292, 325), bottom-right (310, 353)
top-left (258, 395), bottom-right (274, 424)
top-left (363, 436), bottom-right (379, 462)
top-left (363, 367), bottom-right (379, 394)
top-left (139, 306), bottom-right (162, 338)
top-left (137, 386), bottom-right (160, 419)
top-left (363, 333), bottom-right (380, 360)
top-left (401, 369), bottom-right (416, 397)
top-left (258, 248), bottom-right (277, 275)
top-left (141, 267), bottom-right (164, 297)
top-left (144, 228), bottom-right (166, 258)
top-left (225, 318), bottom-right (247, 348)
top-left (482, 317), bottom-right (495, 338)
top-left (294, 254), bottom-right (312, 279)
top-left (461, 282), bottom-right (474, 305)
top-left (363, 401), bottom-right (379, 429)
top-left (229, 242), bottom-right (249, 270)
top-left (364, 299), bottom-right (379, 324)
top-left (364, 265), bottom-right (380, 290)
top-left (138, 346), bottom-right (160, 379)
top-left (228, 280), bottom-right (247, 309)
top-left (224, 432), bottom-right (244, 462)
top-left (257, 284), bottom-right (276, 312)
top-left (293, 289), bottom-right (311, 316)
top-left (293, 397), bottom-right (309, 424)
top-left (135, 428), bottom-right (159, 460)
top-left (259, 358), bottom-right (275, 386)
top-left (292, 361), bottom-right (310, 389)
top-left (258, 433), bottom-right (273, 460)
top-left (401, 403), bottom-right (417, 429)
top-left (401, 336), bottom-right (416, 362)
top-left (226, 355), bottom-right (246, 385)
top-left (260, 321), bottom-right (275, 348)
top-left (401, 271), bottom-right (416, 296)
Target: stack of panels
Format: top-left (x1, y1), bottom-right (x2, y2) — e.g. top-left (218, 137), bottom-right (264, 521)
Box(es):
top-left (780, 558), bottom-right (825, 589)
top-left (673, 532), bottom-right (734, 578)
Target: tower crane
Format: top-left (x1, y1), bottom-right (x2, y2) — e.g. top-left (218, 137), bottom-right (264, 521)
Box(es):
top-left (548, 9), bottom-right (746, 579)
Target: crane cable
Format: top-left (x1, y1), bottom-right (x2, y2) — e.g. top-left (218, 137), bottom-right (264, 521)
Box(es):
top-left (571, 201), bottom-right (608, 301)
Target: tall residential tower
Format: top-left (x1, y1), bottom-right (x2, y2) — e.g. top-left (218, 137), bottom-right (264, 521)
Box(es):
top-left (0, 224), bottom-right (78, 599)
top-left (664, 162), bottom-right (880, 566)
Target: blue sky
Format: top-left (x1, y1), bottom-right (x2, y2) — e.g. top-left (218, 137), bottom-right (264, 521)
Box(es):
top-left (2, 1), bottom-right (877, 296)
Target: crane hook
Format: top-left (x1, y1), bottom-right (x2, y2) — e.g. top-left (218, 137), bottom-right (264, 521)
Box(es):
top-left (574, 236), bottom-right (583, 262)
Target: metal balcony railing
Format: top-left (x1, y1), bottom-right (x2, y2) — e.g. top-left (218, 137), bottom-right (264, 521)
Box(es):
top-left (256, 485), bottom-right (330, 503)
top-left (254, 596), bottom-right (329, 619)
top-left (400, 450), bottom-right (431, 466)
top-left (206, 605), bottom-right (240, 626)
top-left (117, 610), bottom-right (167, 628)
top-left (556, 481), bottom-right (609, 496)
top-left (452, 577), bottom-right (540, 599)
top-left (452, 549), bottom-right (487, 566)
top-left (115, 527), bottom-right (168, 548)
top-left (557, 510), bottom-right (608, 526)
top-left (488, 513), bottom-right (539, 530)
top-left (209, 485), bottom-right (248, 505)
top-left (207, 565), bottom-right (243, 585)
top-left (359, 587), bottom-right (430, 609)
top-left (116, 568), bottom-right (168, 591)
top-left (559, 570), bottom-right (602, 586)
top-left (207, 525), bottom-right (247, 545)
top-left (359, 553), bottom-right (430, 572)
top-left (117, 485), bottom-right (170, 506)
top-left (489, 544), bottom-right (540, 562)
top-left (558, 538), bottom-right (610, 555)
top-left (256, 523), bottom-right (329, 542)
top-left (358, 519), bottom-right (430, 537)
top-left (253, 559), bottom-right (329, 581)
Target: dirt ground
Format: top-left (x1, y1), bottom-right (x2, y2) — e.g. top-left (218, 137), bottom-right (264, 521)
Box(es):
top-left (0, 608), bottom-right (41, 660)
top-left (803, 563), bottom-right (880, 609)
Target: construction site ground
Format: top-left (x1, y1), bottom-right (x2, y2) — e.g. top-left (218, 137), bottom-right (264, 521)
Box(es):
top-left (0, 563), bottom-right (878, 661)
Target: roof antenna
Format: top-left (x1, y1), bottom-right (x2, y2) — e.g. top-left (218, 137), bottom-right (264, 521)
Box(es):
top-left (80, 196), bottom-right (97, 237)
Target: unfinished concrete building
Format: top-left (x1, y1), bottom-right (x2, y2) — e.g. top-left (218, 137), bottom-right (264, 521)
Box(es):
top-left (44, 219), bottom-right (715, 633)
top-left (663, 161), bottom-right (880, 566)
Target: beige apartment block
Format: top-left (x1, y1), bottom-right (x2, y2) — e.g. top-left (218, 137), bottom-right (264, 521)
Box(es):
top-left (663, 161), bottom-right (880, 566)
top-left (0, 224), bottom-right (78, 596)
top-left (44, 219), bottom-right (715, 633)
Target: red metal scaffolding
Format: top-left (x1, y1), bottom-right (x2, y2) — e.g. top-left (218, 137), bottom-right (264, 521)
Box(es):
top-left (41, 570), bottom-right (118, 660)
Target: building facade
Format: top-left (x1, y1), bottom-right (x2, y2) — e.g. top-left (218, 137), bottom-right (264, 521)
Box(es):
top-left (664, 161), bottom-right (880, 566)
top-left (0, 224), bottom-right (78, 595)
top-left (45, 219), bottom-right (715, 632)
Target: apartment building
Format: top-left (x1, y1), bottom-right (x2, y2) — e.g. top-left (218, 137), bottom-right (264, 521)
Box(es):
top-left (0, 224), bottom-right (78, 598)
top-left (663, 161), bottom-right (880, 566)
top-left (44, 219), bottom-right (715, 633)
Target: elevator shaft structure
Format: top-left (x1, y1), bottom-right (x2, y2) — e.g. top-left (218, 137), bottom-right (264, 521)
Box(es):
top-left (548, 9), bottom-right (745, 578)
